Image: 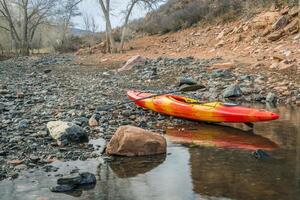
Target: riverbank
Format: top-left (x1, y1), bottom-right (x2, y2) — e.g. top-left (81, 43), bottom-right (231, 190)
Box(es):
top-left (1, 54), bottom-right (300, 181)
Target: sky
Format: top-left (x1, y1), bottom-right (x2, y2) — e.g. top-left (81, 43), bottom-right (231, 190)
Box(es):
top-left (73, 0), bottom-right (156, 31)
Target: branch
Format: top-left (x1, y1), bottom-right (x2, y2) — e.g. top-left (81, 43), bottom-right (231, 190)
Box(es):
top-left (0, 24), bottom-right (9, 31)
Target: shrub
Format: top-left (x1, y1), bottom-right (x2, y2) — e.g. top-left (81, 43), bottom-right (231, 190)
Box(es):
top-left (135, 0), bottom-right (289, 35)
top-left (54, 35), bottom-right (83, 53)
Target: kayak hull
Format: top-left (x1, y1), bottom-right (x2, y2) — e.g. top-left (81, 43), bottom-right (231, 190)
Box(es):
top-left (127, 90), bottom-right (279, 123)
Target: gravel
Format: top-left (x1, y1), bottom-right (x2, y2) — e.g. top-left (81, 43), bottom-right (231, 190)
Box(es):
top-left (0, 54), bottom-right (299, 181)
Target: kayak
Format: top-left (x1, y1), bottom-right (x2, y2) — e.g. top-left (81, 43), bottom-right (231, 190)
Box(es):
top-left (127, 90), bottom-right (279, 123)
top-left (166, 124), bottom-right (278, 150)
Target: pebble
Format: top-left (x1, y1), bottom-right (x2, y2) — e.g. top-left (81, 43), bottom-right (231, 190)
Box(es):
top-left (18, 119), bottom-right (29, 129)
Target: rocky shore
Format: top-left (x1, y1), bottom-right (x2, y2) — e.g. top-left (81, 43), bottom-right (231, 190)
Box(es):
top-left (0, 54), bottom-right (299, 181)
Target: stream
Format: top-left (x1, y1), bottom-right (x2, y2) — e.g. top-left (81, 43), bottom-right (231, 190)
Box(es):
top-left (0, 104), bottom-right (299, 200)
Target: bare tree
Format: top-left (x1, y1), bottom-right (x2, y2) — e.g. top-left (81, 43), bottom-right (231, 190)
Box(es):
top-left (0, 0), bottom-right (59, 55)
top-left (83, 13), bottom-right (98, 33)
top-left (58, 0), bottom-right (82, 47)
top-left (83, 13), bottom-right (91, 32)
top-left (119, 0), bottom-right (161, 52)
top-left (98, 0), bottom-right (116, 53)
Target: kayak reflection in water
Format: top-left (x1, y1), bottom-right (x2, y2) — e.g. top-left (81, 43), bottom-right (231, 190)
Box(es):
top-left (165, 123), bottom-right (278, 151)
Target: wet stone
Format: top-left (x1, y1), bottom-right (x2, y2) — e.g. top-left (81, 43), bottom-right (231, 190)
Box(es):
top-left (50, 184), bottom-right (76, 193)
top-left (57, 174), bottom-right (82, 185)
top-left (79, 172), bottom-right (97, 185)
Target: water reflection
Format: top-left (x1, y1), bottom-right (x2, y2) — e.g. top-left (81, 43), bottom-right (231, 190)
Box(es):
top-left (165, 123), bottom-right (278, 151)
top-left (96, 145), bottom-right (195, 200)
top-left (109, 155), bottom-right (166, 178)
top-left (190, 147), bottom-right (299, 200)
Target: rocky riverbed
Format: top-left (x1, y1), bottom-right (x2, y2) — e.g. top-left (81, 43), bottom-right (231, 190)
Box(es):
top-left (0, 54), bottom-right (299, 181)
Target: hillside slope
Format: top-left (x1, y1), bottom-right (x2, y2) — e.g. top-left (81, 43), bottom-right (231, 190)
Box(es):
top-left (76, 5), bottom-right (300, 104)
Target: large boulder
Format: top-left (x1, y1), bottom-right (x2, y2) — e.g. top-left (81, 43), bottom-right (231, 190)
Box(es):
top-left (118, 55), bottom-right (146, 72)
top-left (106, 125), bottom-right (166, 156)
top-left (47, 121), bottom-right (88, 146)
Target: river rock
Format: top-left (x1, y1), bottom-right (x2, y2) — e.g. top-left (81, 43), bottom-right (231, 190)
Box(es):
top-left (0, 103), bottom-right (5, 112)
top-left (118, 55), bottom-right (146, 72)
top-left (266, 92), bottom-right (277, 103)
top-left (178, 77), bottom-right (197, 86)
top-left (18, 119), bottom-right (29, 129)
top-left (88, 114), bottom-right (99, 127)
top-left (47, 121), bottom-right (88, 146)
top-left (57, 172), bottom-right (96, 186)
top-left (72, 117), bottom-right (88, 127)
top-left (79, 172), bottom-right (97, 185)
top-left (223, 84), bottom-right (243, 98)
top-left (106, 125), bottom-right (167, 156)
top-left (57, 174), bottom-right (82, 185)
top-left (50, 184), bottom-right (76, 193)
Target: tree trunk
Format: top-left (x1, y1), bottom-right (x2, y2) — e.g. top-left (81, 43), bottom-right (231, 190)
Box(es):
top-left (105, 23), bottom-right (110, 52)
top-left (10, 26), bottom-right (17, 53)
top-left (99, 0), bottom-right (117, 53)
top-left (106, 19), bottom-right (117, 53)
top-left (119, 2), bottom-right (135, 52)
top-left (21, 0), bottom-right (29, 56)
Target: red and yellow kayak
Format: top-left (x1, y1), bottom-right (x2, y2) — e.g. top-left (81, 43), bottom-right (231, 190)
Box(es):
top-left (127, 90), bottom-right (279, 123)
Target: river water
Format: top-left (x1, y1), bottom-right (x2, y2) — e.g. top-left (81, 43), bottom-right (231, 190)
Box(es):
top-left (0, 105), bottom-right (299, 200)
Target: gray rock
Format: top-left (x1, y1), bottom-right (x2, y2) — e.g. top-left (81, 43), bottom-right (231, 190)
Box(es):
top-left (50, 184), bottom-right (76, 193)
top-left (72, 117), bottom-right (89, 127)
top-left (178, 77), bottom-right (197, 86)
top-left (223, 84), bottom-right (243, 98)
top-left (211, 69), bottom-right (231, 78)
top-left (56, 172), bottom-right (96, 186)
top-left (14, 164), bottom-right (27, 171)
top-left (0, 103), bottom-right (4, 112)
top-left (266, 92), bottom-right (277, 103)
top-left (179, 84), bottom-right (205, 92)
top-left (0, 89), bottom-right (9, 94)
top-left (57, 174), bottom-right (82, 185)
top-left (43, 165), bottom-right (59, 172)
top-left (18, 119), bottom-right (29, 129)
top-left (29, 155), bottom-right (40, 163)
top-left (47, 121), bottom-right (88, 145)
top-left (79, 172), bottom-right (96, 185)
